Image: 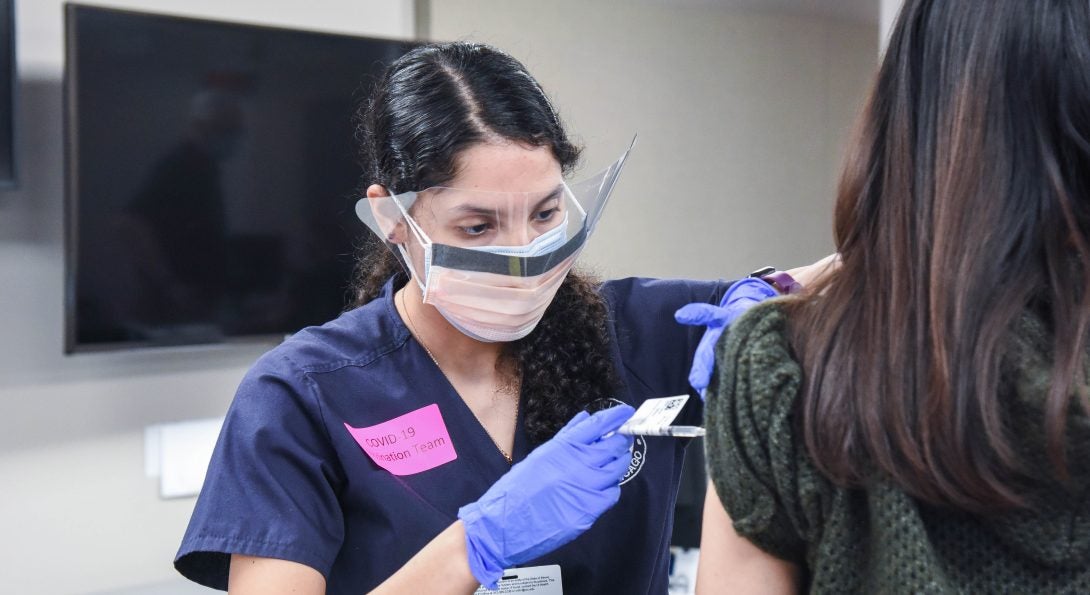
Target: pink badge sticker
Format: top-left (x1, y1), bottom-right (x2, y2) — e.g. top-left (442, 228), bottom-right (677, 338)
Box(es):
top-left (344, 403), bottom-right (458, 476)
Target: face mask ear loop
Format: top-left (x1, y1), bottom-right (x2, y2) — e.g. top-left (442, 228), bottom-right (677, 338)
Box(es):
top-left (524, 171), bottom-right (605, 275)
top-left (565, 183), bottom-right (589, 229)
top-left (391, 192), bottom-right (435, 295)
top-left (545, 184), bottom-right (589, 273)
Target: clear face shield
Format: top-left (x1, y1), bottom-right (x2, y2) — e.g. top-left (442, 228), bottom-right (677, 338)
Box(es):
top-left (355, 138), bottom-right (634, 342)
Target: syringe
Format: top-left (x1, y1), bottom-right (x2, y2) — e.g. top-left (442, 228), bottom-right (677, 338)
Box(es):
top-left (618, 425), bottom-right (706, 438)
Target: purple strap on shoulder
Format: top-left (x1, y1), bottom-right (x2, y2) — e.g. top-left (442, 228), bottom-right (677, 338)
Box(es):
top-left (763, 270), bottom-right (803, 294)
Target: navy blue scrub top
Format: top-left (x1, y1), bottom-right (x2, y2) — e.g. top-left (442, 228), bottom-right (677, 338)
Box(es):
top-left (176, 275), bottom-right (730, 594)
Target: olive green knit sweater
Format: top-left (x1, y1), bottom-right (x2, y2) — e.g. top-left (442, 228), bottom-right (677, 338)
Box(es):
top-left (704, 301), bottom-right (1090, 594)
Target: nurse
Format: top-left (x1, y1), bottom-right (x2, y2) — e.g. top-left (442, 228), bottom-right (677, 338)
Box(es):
top-left (175, 41), bottom-right (812, 594)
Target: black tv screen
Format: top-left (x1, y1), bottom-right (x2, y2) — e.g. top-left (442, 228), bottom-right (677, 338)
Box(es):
top-left (0, 0), bottom-right (15, 187)
top-left (64, 4), bottom-right (417, 352)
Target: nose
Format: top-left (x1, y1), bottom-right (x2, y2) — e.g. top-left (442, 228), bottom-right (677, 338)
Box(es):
top-left (493, 222), bottom-right (539, 247)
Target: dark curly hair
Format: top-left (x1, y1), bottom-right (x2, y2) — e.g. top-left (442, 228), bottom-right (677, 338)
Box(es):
top-left (351, 42), bottom-right (620, 445)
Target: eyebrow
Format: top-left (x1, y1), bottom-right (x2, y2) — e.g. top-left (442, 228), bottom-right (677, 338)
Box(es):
top-left (447, 184), bottom-right (564, 217)
top-left (533, 185), bottom-right (565, 210)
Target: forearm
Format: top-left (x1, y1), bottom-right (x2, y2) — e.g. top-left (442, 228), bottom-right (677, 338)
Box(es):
top-left (373, 407), bottom-right (633, 594)
top-left (370, 520), bottom-right (480, 595)
top-left (785, 252), bottom-right (839, 290)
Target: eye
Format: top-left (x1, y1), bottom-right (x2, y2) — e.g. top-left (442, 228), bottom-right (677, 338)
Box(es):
top-left (459, 222), bottom-right (492, 237)
top-left (533, 208), bottom-right (559, 223)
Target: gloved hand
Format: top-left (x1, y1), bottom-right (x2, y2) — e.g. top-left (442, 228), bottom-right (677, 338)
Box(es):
top-left (458, 405), bottom-right (635, 589)
top-left (674, 278), bottom-right (779, 399)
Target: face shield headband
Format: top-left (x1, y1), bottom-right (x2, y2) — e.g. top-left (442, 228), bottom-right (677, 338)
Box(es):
top-left (355, 138), bottom-right (635, 342)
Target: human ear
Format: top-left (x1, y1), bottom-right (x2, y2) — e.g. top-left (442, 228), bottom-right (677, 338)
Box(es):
top-left (362, 184), bottom-right (408, 244)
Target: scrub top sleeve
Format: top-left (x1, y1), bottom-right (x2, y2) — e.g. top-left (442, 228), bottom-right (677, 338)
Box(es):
top-left (175, 352), bottom-right (345, 590)
top-left (602, 277), bottom-right (732, 426)
top-left (703, 301), bottom-right (813, 566)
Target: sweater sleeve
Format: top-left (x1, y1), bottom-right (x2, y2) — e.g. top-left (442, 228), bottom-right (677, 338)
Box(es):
top-left (703, 300), bottom-right (817, 566)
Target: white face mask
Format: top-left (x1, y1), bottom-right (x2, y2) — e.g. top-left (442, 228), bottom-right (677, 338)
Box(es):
top-left (395, 199), bottom-right (579, 343)
top-left (416, 253), bottom-right (576, 342)
top-left (468, 211), bottom-right (569, 258)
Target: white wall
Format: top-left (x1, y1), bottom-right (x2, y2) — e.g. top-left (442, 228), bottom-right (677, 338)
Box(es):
top-left (880, 0), bottom-right (905, 52)
top-left (429, 0), bottom-right (876, 282)
top-left (0, 2), bottom-right (412, 594)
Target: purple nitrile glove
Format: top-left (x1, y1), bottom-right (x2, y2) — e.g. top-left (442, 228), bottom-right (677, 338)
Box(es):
top-left (458, 405), bottom-right (635, 589)
top-left (674, 278), bottom-right (779, 399)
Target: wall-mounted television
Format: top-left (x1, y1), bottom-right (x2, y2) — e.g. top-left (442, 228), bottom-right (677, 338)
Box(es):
top-left (63, 4), bottom-right (417, 353)
top-left (0, 0), bottom-right (15, 188)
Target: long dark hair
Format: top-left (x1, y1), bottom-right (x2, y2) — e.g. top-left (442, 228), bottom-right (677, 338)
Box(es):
top-left (786, 0), bottom-right (1090, 513)
top-left (351, 42), bottom-right (619, 445)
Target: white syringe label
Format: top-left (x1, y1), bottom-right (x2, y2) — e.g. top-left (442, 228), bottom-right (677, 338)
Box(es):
top-left (619, 395), bottom-right (690, 435)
